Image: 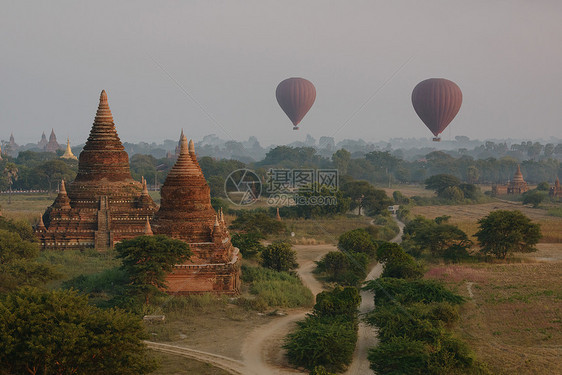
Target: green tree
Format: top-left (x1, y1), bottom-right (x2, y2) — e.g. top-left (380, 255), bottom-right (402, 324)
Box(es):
top-left (0, 288), bottom-right (157, 375)
top-left (0, 219), bottom-right (58, 292)
top-left (402, 216), bottom-right (472, 258)
top-left (522, 190), bottom-right (547, 208)
top-left (34, 159), bottom-right (76, 192)
top-left (313, 286), bottom-right (361, 320)
top-left (332, 149), bottom-right (351, 175)
top-left (376, 242), bottom-right (424, 279)
top-left (229, 210), bottom-right (286, 236)
top-left (338, 228), bottom-right (378, 257)
top-left (424, 174), bottom-right (460, 195)
top-left (3, 162), bottom-right (18, 204)
top-left (315, 251), bottom-right (368, 286)
top-left (260, 241), bottom-right (298, 272)
top-left (475, 210), bottom-right (542, 259)
top-left (231, 231), bottom-right (265, 259)
top-left (115, 235), bottom-right (191, 303)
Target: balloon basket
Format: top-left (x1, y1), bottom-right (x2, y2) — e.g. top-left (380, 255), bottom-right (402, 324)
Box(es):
top-left (293, 126), bottom-right (299, 130)
top-left (432, 137), bottom-right (441, 142)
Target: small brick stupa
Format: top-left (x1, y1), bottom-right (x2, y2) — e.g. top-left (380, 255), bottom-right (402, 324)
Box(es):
top-left (152, 133), bottom-right (241, 294)
top-left (37, 91), bottom-right (158, 249)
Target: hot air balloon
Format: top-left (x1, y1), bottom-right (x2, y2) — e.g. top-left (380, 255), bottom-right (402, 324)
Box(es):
top-left (411, 78), bottom-right (462, 141)
top-left (276, 77), bottom-right (316, 130)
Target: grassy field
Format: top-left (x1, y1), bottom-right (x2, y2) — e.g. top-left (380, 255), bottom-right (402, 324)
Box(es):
top-left (410, 200), bottom-right (562, 243)
top-left (426, 259), bottom-right (562, 375)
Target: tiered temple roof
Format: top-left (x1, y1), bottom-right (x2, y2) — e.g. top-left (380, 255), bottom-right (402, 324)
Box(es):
top-left (153, 132), bottom-right (240, 294)
top-left (36, 90), bottom-right (240, 295)
top-left (37, 90), bottom-right (158, 250)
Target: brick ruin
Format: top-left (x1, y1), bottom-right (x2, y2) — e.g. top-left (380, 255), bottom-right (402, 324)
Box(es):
top-left (37, 90), bottom-right (240, 294)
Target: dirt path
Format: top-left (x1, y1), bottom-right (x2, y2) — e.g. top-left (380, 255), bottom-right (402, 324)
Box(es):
top-left (345, 215), bottom-right (404, 375)
top-left (240, 244), bottom-right (337, 375)
top-left (145, 342), bottom-right (248, 375)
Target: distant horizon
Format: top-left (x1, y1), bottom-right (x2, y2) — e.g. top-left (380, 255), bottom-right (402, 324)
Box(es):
top-left (2, 2), bottom-right (561, 147)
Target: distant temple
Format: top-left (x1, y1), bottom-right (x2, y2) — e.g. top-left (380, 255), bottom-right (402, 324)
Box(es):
top-left (38, 132), bottom-right (48, 149)
top-left (60, 138), bottom-right (78, 160)
top-left (550, 177), bottom-right (561, 199)
top-left (492, 165), bottom-right (529, 195)
top-left (37, 90), bottom-right (240, 295)
top-left (45, 129), bottom-right (62, 152)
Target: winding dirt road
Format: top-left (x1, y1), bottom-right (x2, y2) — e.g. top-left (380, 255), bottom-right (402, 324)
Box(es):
top-left (148, 219), bottom-right (405, 374)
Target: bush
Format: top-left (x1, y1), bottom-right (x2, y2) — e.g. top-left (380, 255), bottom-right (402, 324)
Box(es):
top-left (260, 241), bottom-right (298, 272)
top-left (366, 303), bottom-right (458, 344)
top-left (315, 251), bottom-right (368, 287)
top-left (284, 315), bottom-right (357, 373)
top-left (376, 242), bottom-right (424, 279)
top-left (229, 210), bottom-right (286, 236)
top-left (313, 286), bottom-right (361, 320)
top-left (231, 232), bottom-right (265, 259)
top-left (363, 278), bottom-right (464, 307)
top-left (369, 337), bottom-right (429, 375)
top-left (338, 228), bottom-right (377, 257)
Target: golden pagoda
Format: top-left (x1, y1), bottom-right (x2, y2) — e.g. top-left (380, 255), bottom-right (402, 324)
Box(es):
top-left (60, 138), bottom-right (78, 160)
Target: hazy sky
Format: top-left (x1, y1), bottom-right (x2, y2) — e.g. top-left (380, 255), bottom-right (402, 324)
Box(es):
top-left (1, 1), bottom-right (561, 147)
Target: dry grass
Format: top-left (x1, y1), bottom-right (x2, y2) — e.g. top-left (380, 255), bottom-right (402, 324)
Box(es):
top-left (411, 201), bottom-right (562, 243)
top-left (270, 215), bottom-right (373, 244)
top-left (0, 193), bottom-right (53, 222)
top-left (149, 350), bottom-right (230, 375)
top-left (426, 259), bottom-right (562, 375)
top-left (380, 184), bottom-right (435, 198)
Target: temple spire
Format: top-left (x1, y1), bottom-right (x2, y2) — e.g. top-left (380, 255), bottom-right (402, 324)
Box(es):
top-left (37, 215), bottom-right (46, 231)
top-left (144, 217), bottom-right (153, 236)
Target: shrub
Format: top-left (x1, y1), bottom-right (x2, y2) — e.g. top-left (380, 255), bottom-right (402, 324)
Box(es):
top-left (229, 210), bottom-right (286, 236)
top-left (231, 232), bottom-right (265, 259)
top-left (368, 337), bottom-right (429, 375)
top-left (363, 278), bottom-right (464, 307)
top-left (315, 251), bottom-right (368, 287)
top-left (376, 242), bottom-right (424, 279)
top-left (313, 286), bottom-right (361, 320)
top-left (284, 315), bottom-right (357, 373)
top-left (260, 241), bottom-right (298, 272)
top-left (338, 228), bottom-right (377, 257)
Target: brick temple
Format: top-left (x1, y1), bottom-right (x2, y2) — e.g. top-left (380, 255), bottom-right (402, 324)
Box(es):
top-left (492, 165), bottom-right (529, 195)
top-left (36, 90), bottom-right (158, 249)
top-left (37, 90), bottom-right (240, 294)
top-left (152, 133), bottom-right (241, 294)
